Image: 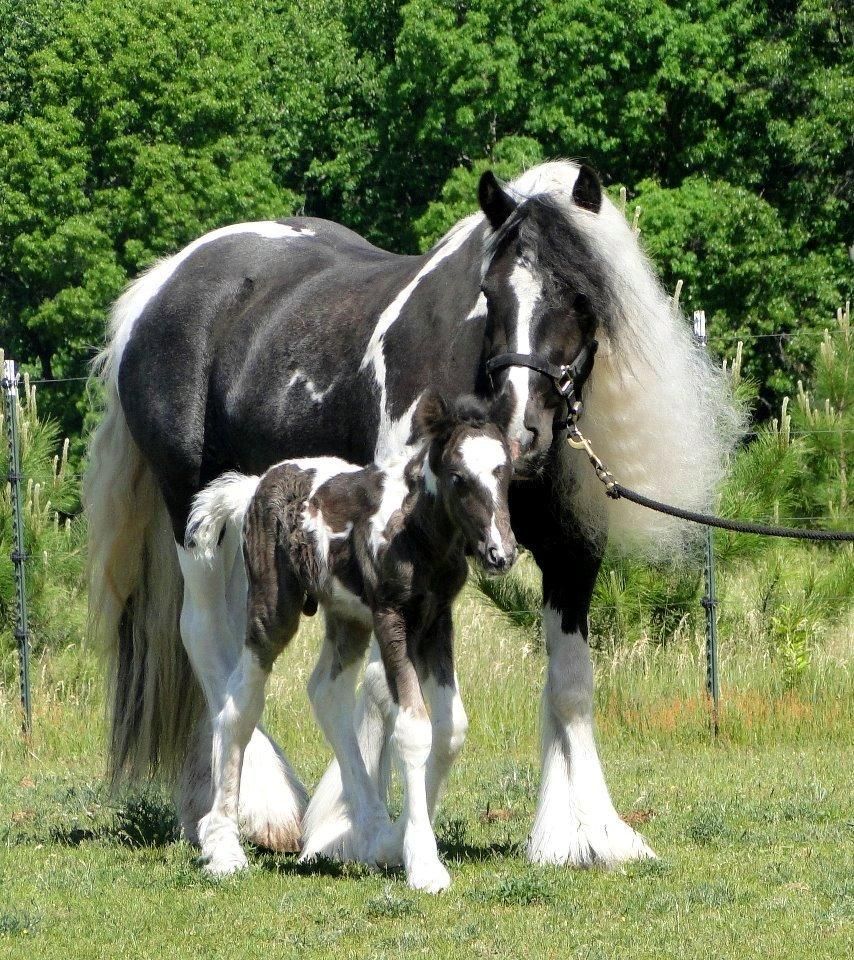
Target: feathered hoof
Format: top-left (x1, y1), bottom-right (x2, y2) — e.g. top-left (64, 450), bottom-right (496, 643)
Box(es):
top-left (199, 814), bottom-right (249, 876)
top-left (527, 815), bottom-right (656, 868)
top-left (242, 816), bottom-right (303, 854)
top-left (299, 814), bottom-right (401, 868)
top-left (202, 844), bottom-right (250, 877)
top-left (406, 858), bottom-right (451, 894)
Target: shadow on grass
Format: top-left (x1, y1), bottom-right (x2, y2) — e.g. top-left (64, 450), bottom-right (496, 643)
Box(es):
top-left (252, 849), bottom-right (396, 882)
top-left (8, 785), bottom-right (181, 849)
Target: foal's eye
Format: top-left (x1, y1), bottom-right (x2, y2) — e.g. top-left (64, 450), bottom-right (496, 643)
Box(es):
top-left (450, 473), bottom-right (464, 488)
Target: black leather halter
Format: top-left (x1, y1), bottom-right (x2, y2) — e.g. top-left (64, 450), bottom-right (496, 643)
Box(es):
top-left (486, 339), bottom-right (598, 429)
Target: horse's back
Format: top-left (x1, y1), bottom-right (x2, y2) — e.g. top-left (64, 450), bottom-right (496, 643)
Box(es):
top-left (114, 218), bottom-right (418, 534)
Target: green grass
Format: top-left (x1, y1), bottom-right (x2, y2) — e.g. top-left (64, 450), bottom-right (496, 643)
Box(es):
top-left (1, 585), bottom-right (852, 959)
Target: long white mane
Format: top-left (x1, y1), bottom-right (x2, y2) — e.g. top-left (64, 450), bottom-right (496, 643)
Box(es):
top-left (508, 162), bottom-right (742, 555)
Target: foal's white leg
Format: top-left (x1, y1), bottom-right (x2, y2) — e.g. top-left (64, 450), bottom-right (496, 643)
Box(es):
top-left (176, 543), bottom-right (305, 851)
top-left (301, 640), bottom-right (395, 862)
top-left (199, 648), bottom-right (268, 875)
top-left (422, 673), bottom-right (469, 820)
top-left (527, 605), bottom-right (655, 866)
top-left (301, 638), bottom-right (395, 865)
top-left (223, 536), bottom-right (306, 851)
top-left (392, 707), bottom-right (450, 893)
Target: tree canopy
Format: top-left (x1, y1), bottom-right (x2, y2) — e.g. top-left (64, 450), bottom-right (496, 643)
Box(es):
top-left (1, 0), bottom-right (850, 437)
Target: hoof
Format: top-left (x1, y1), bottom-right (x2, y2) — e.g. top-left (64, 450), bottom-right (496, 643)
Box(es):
top-left (406, 859), bottom-right (451, 894)
top-left (527, 815), bottom-right (656, 867)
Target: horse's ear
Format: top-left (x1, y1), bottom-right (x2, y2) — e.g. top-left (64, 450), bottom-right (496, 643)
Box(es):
top-left (479, 171), bottom-right (517, 230)
top-left (572, 164), bottom-right (602, 214)
top-left (409, 389), bottom-right (450, 444)
top-left (489, 390), bottom-right (515, 435)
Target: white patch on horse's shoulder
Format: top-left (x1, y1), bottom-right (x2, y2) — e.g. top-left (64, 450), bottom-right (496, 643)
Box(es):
top-left (459, 435), bottom-right (506, 505)
top-left (465, 292), bottom-right (487, 322)
top-left (366, 219), bottom-right (482, 460)
top-left (375, 395), bottom-right (420, 464)
top-left (368, 464), bottom-right (408, 556)
top-left (108, 221), bottom-right (314, 382)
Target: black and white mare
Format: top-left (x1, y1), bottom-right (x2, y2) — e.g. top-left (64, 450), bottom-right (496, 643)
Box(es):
top-left (86, 161), bottom-right (738, 870)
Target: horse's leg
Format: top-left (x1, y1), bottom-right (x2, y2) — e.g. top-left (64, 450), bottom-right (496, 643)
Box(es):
top-left (524, 532), bottom-right (655, 866)
top-left (175, 544), bottom-right (240, 844)
top-left (176, 540), bottom-right (305, 852)
top-left (375, 608), bottom-right (450, 893)
top-left (199, 545), bottom-right (303, 874)
top-left (301, 617), bottom-right (396, 865)
top-left (305, 620), bottom-right (467, 864)
top-left (420, 608), bottom-right (469, 821)
top-left (300, 638), bottom-right (394, 859)
top-left (223, 533), bottom-right (307, 851)
top-left (199, 646), bottom-right (269, 874)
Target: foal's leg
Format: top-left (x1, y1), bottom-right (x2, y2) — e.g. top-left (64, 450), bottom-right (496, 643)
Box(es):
top-left (199, 546), bottom-right (303, 874)
top-left (302, 616), bottom-right (397, 866)
top-left (223, 535), bottom-right (307, 852)
top-left (375, 608), bottom-right (450, 893)
top-left (176, 536), bottom-right (306, 852)
top-left (301, 639), bottom-right (395, 862)
top-left (420, 608), bottom-right (469, 820)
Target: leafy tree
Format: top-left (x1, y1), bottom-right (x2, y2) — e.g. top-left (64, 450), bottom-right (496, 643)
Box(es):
top-left (412, 136), bottom-right (544, 250)
top-left (633, 176), bottom-right (846, 409)
top-left (0, 0), bottom-right (301, 437)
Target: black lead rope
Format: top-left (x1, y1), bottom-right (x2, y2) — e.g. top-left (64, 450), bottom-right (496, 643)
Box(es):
top-left (486, 345), bottom-right (854, 542)
top-left (608, 483), bottom-right (854, 542)
top-left (565, 424), bottom-right (854, 543)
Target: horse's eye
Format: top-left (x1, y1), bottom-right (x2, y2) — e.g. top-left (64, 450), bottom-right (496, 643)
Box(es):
top-left (450, 473), bottom-right (464, 488)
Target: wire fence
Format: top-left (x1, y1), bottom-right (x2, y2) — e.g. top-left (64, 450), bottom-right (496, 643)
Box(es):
top-left (3, 312), bottom-right (852, 736)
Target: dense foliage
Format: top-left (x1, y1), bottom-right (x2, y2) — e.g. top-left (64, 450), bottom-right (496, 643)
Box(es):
top-left (1, 0), bottom-right (851, 436)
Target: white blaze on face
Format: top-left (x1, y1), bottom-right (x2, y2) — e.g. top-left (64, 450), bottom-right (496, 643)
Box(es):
top-left (459, 435), bottom-right (507, 506)
top-left (507, 261), bottom-right (542, 446)
top-left (459, 434), bottom-right (508, 556)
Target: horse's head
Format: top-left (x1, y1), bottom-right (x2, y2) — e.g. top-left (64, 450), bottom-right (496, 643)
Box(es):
top-left (478, 167), bottom-right (603, 473)
top-left (411, 391), bottom-right (517, 574)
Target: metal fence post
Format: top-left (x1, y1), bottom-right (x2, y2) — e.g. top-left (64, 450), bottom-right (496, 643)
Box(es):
top-left (692, 311), bottom-right (720, 736)
top-left (2, 357), bottom-right (32, 734)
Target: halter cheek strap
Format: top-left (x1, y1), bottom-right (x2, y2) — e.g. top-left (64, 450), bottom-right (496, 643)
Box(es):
top-left (486, 339), bottom-right (598, 403)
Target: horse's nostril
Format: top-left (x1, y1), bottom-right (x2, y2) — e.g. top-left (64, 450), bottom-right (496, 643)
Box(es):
top-left (487, 545), bottom-right (504, 567)
top-left (522, 426), bottom-right (539, 450)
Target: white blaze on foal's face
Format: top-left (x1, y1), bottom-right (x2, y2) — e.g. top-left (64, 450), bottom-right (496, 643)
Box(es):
top-left (459, 435), bottom-right (506, 508)
top-left (451, 432), bottom-right (515, 570)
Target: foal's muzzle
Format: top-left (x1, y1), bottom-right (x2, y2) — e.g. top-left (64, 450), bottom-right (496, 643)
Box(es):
top-left (479, 538), bottom-right (518, 575)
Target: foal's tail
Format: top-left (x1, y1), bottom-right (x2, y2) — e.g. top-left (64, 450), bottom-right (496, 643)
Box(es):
top-left (85, 375), bottom-right (201, 785)
top-left (185, 472), bottom-right (260, 563)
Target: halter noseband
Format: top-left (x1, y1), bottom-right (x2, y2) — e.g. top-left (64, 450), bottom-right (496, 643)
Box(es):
top-left (485, 339), bottom-right (598, 430)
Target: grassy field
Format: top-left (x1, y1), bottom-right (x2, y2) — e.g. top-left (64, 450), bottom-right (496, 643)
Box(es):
top-left (1, 583), bottom-right (852, 960)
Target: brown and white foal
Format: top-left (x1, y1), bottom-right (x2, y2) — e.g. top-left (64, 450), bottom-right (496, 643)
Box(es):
top-left (185, 392), bottom-right (517, 891)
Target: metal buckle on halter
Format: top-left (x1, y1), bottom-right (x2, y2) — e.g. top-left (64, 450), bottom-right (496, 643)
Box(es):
top-left (556, 365), bottom-right (575, 397)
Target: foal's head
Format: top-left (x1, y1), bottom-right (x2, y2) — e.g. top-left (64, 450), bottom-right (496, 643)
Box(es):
top-left (411, 391), bottom-right (517, 574)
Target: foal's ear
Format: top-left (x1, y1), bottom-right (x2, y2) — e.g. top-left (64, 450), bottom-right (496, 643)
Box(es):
top-left (409, 389), bottom-right (450, 444)
top-left (572, 164), bottom-right (602, 214)
top-left (479, 171), bottom-right (517, 230)
top-left (489, 390), bottom-right (515, 435)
